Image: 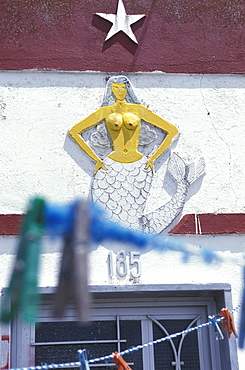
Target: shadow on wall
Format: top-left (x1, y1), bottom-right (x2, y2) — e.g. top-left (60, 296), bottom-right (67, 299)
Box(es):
top-left (0, 72), bottom-right (243, 90)
top-left (64, 133), bottom-right (98, 178)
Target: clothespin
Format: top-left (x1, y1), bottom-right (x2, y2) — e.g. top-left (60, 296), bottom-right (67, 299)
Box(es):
top-left (239, 266), bottom-right (245, 348)
top-left (54, 200), bottom-right (91, 321)
top-left (78, 349), bottom-right (90, 370)
top-left (220, 308), bottom-right (238, 339)
top-left (72, 200), bottom-right (91, 322)
top-left (208, 315), bottom-right (224, 340)
top-left (112, 352), bottom-right (132, 370)
top-left (1, 197), bottom-right (45, 323)
top-left (53, 231), bottom-right (75, 317)
top-left (21, 197), bottom-right (45, 322)
top-left (52, 200), bottom-right (78, 317)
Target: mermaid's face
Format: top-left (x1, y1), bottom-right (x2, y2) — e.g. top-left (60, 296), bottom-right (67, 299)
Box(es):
top-left (111, 83), bottom-right (127, 101)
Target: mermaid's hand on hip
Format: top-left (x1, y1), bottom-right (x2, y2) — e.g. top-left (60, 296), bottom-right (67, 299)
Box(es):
top-left (145, 159), bottom-right (154, 173)
top-left (94, 160), bottom-right (108, 174)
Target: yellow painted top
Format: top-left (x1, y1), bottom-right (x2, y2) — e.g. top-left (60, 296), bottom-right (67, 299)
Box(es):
top-left (69, 83), bottom-right (178, 173)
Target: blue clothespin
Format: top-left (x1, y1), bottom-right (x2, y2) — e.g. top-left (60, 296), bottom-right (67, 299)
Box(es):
top-left (78, 349), bottom-right (90, 370)
top-left (239, 266), bottom-right (245, 348)
top-left (208, 315), bottom-right (224, 341)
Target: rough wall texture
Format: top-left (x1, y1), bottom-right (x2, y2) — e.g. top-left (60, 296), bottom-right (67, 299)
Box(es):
top-left (0, 0), bottom-right (244, 73)
top-left (0, 70), bottom-right (245, 366)
top-left (1, 0), bottom-right (244, 366)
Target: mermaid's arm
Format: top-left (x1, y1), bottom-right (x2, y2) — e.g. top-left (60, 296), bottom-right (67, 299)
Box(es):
top-left (138, 105), bottom-right (179, 171)
top-left (68, 107), bottom-right (108, 173)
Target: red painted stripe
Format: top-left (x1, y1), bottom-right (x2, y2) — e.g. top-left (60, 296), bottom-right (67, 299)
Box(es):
top-left (170, 214), bottom-right (245, 235)
top-left (1, 214), bottom-right (245, 235)
top-left (0, 1), bottom-right (244, 73)
top-left (0, 214), bottom-right (23, 235)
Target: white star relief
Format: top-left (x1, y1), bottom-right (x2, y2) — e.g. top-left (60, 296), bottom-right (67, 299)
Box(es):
top-left (96, 0), bottom-right (145, 44)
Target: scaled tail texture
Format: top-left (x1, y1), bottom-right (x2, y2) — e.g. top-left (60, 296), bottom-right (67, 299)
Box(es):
top-left (141, 152), bottom-right (205, 234)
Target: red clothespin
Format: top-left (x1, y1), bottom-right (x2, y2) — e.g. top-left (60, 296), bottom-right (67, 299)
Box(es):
top-left (220, 308), bottom-right (238, 339)
top-left (112, 352), bottom-right (132, 370)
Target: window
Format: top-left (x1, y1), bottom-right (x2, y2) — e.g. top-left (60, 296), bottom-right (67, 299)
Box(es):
top-left (10, 285), bottom-right (238, 370)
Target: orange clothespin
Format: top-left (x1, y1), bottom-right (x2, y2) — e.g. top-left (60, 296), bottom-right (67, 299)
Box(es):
top-left (112, 352), bottom-right (132, 370)
top-left (220, 308), bottom-right (238, 339)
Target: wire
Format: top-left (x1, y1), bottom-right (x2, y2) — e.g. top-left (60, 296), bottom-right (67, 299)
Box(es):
top-left (89, 319), bottom-right (214, 364)
top-left (7, 304), bottom-right (241, 370)
top-left (90, 304), bottom-right (241, 364)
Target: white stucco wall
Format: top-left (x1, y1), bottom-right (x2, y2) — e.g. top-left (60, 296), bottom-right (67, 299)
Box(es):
top-left (0, 71), bottom-right (245, 367)
top-left (1, 71), bottom-right (245, 214)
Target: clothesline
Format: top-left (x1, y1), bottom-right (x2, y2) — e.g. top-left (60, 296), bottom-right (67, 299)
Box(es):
top-left (1, 196), bottom-right (245, 366)
top-left (90, 306), bottom-right (240, 365)
top-left (6, 304), bottom-right (241, 370)
top-left (44, 198), bottom-right (245, 267)
top-left (2, 197), bottom-right (245, 323)
top-left (34, 197), bottom-right (245, 350)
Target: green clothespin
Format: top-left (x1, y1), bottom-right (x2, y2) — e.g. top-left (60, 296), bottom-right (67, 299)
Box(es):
top-left (1, 197), bottom-right (45, 323)
top-left (21, 197), bottom-right (45, 322)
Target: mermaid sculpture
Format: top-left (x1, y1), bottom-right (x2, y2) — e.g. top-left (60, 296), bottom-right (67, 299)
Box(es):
top-left (69, 76), bottom-right (205, 234)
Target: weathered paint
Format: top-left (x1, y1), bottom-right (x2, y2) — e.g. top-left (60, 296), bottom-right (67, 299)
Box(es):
top-left (3, 213), bottom-right (245, 236)
top-left (170, 213), bottom-right (245, 234)
top-left (0, 215), bottom-right (22, 235)
top-left (0, 0), bottom-right (244, 73)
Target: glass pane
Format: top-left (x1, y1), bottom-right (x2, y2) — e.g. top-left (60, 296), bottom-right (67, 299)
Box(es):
top-left (153, 319), bottom-right (200, 370)
top-left (35, 319), bottom-right (143, 370)
top-left (35, 321), bottom-right (117, 368)
top-left (35, 343), bottom-right (115, 367)
top-left (120, 320), bottom-right (143, 370)
top-left (36, 321), bottom-right (117, 342)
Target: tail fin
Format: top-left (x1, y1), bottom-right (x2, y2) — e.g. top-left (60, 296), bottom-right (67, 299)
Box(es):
top-left (167, 152), bottom-right (186, 182)
top-left (167, 152), bottom-right (205, 184)
top-left (187, 156), bottom-right (205, 184)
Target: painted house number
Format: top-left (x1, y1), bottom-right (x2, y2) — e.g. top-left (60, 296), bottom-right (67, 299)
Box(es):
top-left (107, 250), bottom-right (141, 279)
